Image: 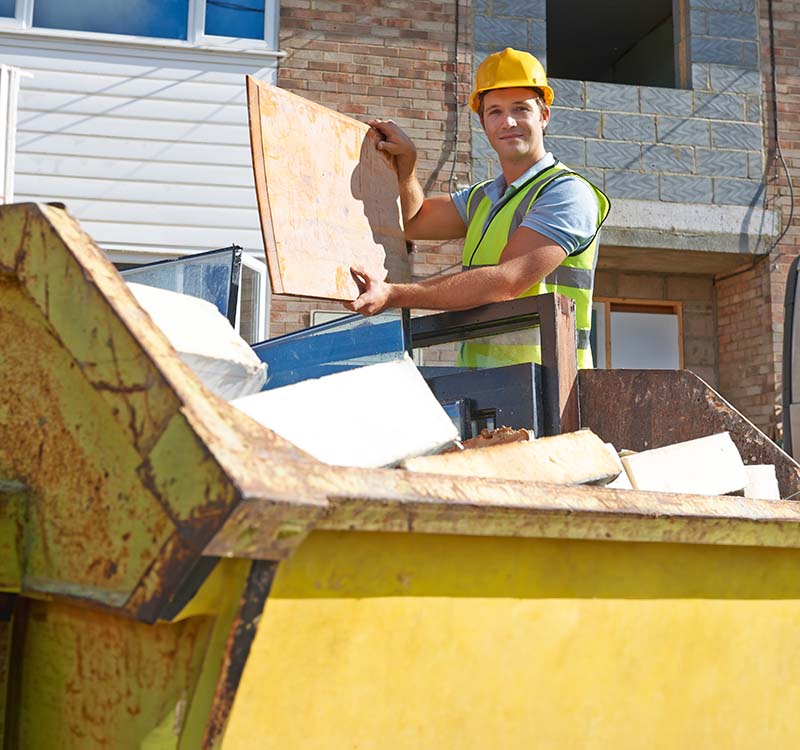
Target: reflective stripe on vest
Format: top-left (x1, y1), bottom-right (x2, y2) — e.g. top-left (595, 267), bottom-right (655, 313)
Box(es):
top-left (459, 162), bottom-right (610, 370)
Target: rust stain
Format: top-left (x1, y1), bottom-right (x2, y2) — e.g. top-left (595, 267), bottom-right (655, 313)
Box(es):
top-left (20, 599), bottom-right (212, 748)
top-left (0, 277), bottom-right (172, 606)
top-left (202, 560), bottom-right (276, 749)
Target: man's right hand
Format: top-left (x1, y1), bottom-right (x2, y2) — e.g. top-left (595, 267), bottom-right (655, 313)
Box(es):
top-left (367, 119), bottom-right (417, 179)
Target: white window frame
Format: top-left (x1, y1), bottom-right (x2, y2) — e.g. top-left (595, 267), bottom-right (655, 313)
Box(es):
top-left (237, 252), bottom-right (269, 342)
top-left (0, 0), bottom-right (279, 52)
top-left (0, 64), bottom-right (30, 204)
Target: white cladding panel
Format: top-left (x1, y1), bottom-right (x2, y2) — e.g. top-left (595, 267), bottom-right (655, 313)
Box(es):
top-left (3, 32), bottom-right (277, 259)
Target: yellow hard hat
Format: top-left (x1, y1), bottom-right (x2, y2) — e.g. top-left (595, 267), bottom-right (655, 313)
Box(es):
top-left (469, 47), bottom-right (554, 112)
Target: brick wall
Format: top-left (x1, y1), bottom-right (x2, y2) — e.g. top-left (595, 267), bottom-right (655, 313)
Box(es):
top-left (271, 0), bottom-right (471, 336)
top-left (716, 259), bottom-right (775, 431)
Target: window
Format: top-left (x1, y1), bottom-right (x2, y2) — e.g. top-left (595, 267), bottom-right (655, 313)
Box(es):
top-left (32, 0), bottom-right (190, 39)
top-left (0, 0), bottom-right (276, 45)
top-left (592, 299), bottom-right (683, 369)
top-left (0, 65), bottom-right (23, 204)
top-left (237, 254), bottom-right (269, 343)
top-left (546, 0), bottom-right (682, 88)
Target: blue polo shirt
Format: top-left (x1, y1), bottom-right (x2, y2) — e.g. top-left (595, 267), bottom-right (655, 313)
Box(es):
top-left (450, 153), bottom-right (600, 256)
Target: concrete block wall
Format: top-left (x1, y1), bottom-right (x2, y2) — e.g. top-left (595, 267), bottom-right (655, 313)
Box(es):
top-left (272, 0), bottom-right (471, 335)
top-left (472, 1), bottom-right (765, 208)
top-left (472, 0), bottom-right (544, 181)
top-left (546, 71), bottom-right (764, 207)
top-left (594, 270), bottom-right (718, 386)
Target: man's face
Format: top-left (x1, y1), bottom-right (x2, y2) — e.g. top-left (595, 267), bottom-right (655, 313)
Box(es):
top-left (480, 87), bottom-right (550, 165)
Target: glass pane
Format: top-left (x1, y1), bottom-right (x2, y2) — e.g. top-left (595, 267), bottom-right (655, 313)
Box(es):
top-left (0, 0), bottom-right (15, 18)
top-left (120, 247), bottom-right (240, 323)
top-left (32, 0), bottom-right (189, 39)
top-left (205, 0), bottom-right (265, 39)
top-left (610, 311), bottom-right (679, 369)
top-left (422, 326), bottom-right (542, 370)
top-left (251, 312), bottom-right (407, 391)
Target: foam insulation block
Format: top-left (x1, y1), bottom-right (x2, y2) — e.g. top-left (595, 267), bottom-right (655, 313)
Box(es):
top-left (231, 354), bottom-right (458, 468)
top-left (621, 432), bottom-right (747, 496)
top-left (743, 465), bottom-right (781, 501)
top-left (402, 429), bottom-right (620, 485)
top-left (127, 283), bottom-right (267, 400)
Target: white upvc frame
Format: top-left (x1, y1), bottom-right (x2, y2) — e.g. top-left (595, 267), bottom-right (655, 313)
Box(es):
top-left (0, 64), bottom-right (31, 204)
top-left (190, 0), bottom-right (278, 48)
top-left (0, 0), bottom-right (280, 52)
top-left (237, 253), bottom-right (269, 342)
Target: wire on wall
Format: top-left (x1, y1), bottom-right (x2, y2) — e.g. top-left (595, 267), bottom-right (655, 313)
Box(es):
top-left (767, 0), bottom-right (794, 253)
top-left (447, 0), bottom-right (461, 194)
top-left (716, 0), bottom-right (795, 283)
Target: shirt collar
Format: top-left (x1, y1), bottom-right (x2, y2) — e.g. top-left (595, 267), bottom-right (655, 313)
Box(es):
top-left (484, 152), bottom-right (557, 205)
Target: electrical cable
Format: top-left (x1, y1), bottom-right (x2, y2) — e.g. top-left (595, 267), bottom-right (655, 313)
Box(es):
top-left (446, 0), bottom-right (460, 193)
top-left (767, 0), bottom-right (794, 252)
top-left (715, 0), bottom-right (794, 283)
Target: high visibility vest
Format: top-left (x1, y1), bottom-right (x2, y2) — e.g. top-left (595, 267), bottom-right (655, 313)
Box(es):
top-left (459, 162), bottom-right (610, 369)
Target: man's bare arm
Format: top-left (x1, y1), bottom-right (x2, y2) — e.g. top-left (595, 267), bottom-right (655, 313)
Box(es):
top-left (345, 226), bottom-right (567, 315)
top-left (368, 118), bottom-right (466, 241)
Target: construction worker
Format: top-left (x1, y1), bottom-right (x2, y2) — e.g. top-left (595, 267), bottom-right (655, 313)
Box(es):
top-left (345, 47), bottom-right (610, 368)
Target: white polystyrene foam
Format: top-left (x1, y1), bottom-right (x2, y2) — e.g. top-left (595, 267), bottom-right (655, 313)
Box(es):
top-left (231, 354), bottom-right (458, 468)
top-left (127, 282), bottom-right (266, 400)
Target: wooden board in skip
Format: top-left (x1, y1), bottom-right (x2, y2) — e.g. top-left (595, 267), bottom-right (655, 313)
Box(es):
top-left (246, 76), bottom-right (404, 301)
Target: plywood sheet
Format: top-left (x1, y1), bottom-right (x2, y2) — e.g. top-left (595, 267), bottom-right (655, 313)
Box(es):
top-left (246, 76), bottom-right (404, 300)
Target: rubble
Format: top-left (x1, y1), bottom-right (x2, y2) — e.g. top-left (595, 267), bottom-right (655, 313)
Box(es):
top-left (743, 465), bottom-right (781, 501)
top-left (402, 429), bottom-right (620, 485)
top-left (231, 354), bottom-right (458, 468)
top-left (444, 426), bottom-right (533, 453)
top-left (127, 282), bottom-right (267, 400)
top-left (620, 432), bottom-right (748, 496)
top-left (604, 443), bottom-right (633, 490)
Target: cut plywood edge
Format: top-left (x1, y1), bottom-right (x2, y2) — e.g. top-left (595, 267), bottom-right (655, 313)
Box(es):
top-left (246, 76), bottom-right (404, 301)
top-left (402, 429), bottom-right (621, 485)
top-left (621, 431), bottom-right (747, 496)
top-left (231, 354), bottom-right (457, 468)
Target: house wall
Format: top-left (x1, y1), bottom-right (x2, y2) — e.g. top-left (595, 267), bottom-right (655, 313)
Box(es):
top-left (728, 0), bottom-right (800, 440)
top-left (472, 0), bottom-right (800, 438)
top-left (2, 31), bottom-right (277, 262)
top-left (473, 1), bottom-right (764, 203)
top-left (6, 2), bottom-right (797, 439)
